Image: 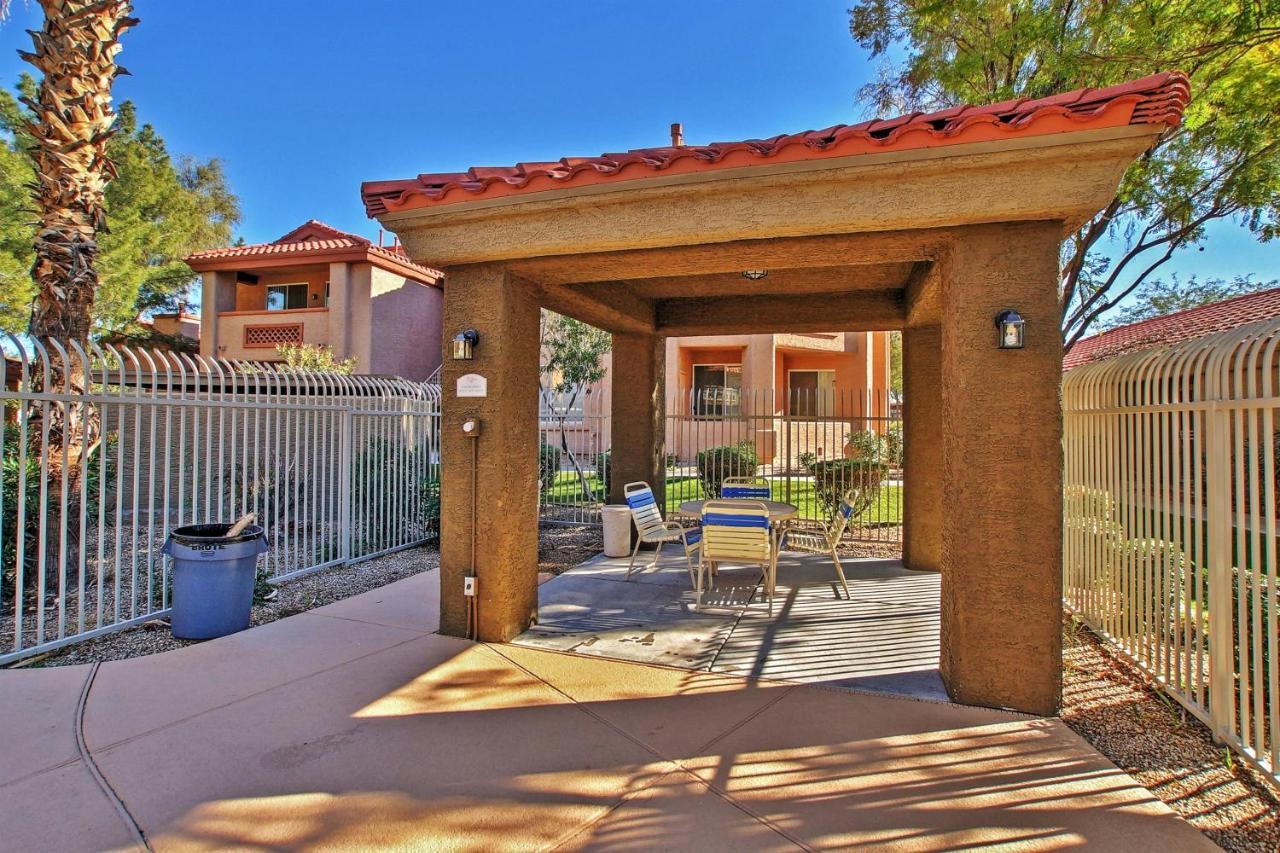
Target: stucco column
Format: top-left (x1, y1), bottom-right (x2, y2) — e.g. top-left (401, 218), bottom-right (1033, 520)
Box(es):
top-left (902, 325), bottom-right (942, 573)
top-left (438, 264), bottom-right (541, 642)
top-left (326, 262), bottom-right (353, 358)
top-left (199, 270), bottom-right (236, 358)
top-left (608, 333), bottom-right (665, 507)
top-left (939, 221), bottom-right (1063, 715)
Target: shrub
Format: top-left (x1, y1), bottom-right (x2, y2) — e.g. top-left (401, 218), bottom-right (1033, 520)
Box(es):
top-left (275, 343), bottom-right (357, 374)
top-left (885, 421), bottom-right (903, 467)
top-left (696, 441), bottom-right (758, 498)
top-left (801, 456), bottom-right (888, 521)
top-left (594, 450), bottom-right (611, 496)
top-left (845, 429), bottom-right (890, 464)
top-left (422, 476), bottom-right (441, 536)
top-left (539, 442), bottom-right (562, 494)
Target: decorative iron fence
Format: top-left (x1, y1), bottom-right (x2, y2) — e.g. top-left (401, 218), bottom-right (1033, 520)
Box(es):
top-left (1063, 318), bottom-right (1280, 786)
top-left (539, 387), bottom-right (902, 544)
top-left (1, 338), bottom-right (440, 664)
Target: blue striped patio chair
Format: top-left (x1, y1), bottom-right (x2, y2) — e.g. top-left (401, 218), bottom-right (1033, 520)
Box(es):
top-left (721, 476), bottom-right (772, 500)
top-left (623, 481), bottom-right (701, 585)
top-left (698, 500), bottom-right (775, 613)
top-left (780, 493), bottom-right (854, 599)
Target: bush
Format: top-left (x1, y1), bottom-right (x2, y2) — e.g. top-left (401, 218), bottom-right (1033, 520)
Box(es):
top-left (801, 456), bottom-right (888, 521)
top-left (594, 450), bottom-right (611, 496)
top-left (539, 442), bottom-right (562, 494)
top-left (696, 441), bottom-right (759, 499)
top-left (885, 421), bottom-right (903, 467)
top-left (845, 430), bottom-right (890, 464)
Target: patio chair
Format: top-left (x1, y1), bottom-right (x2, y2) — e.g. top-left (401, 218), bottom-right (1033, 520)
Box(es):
top-left (721, 475), bottom-right (772, 500)
top-left (623, 481), bottom-right (701, 585)
top-left (698, 499), bottom-right (774, 614)
top-left (779, 494), bottom-right (853, 599)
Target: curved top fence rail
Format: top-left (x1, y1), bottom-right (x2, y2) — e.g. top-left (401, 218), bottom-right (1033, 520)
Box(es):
top-left (1063, 316), bottom-right (1280, 410)
top-left (1, 335), bottom-right (441, 409)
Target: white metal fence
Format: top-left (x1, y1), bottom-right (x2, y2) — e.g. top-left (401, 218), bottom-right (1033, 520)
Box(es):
top-left (1063, 318), bottom-right (1280, 785)
top-left (539, 387), bottom-right (902, 544)
top-left (1, 338), bottom-right (440, 663)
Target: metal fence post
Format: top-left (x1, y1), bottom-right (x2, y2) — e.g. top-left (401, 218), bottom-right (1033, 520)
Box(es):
top-left (339, 408), bottom-right (354, 564)
top-left (1205, 401), bottom-right (1234, 742)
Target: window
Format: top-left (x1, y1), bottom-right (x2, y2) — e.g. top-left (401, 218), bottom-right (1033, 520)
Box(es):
top-left (692, 364), bottom-right (742, 417)
top-left (789, 370), bottom-right (835, 417)
top-left (265, 283), bottom-right (308, 311)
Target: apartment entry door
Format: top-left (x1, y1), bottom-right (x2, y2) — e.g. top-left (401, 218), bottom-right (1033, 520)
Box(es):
top-left (788, 369), bottom-right (835, 417)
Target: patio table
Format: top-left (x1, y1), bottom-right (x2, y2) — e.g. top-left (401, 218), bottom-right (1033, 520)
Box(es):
top-left (679, 499), bottom-right (798, 600)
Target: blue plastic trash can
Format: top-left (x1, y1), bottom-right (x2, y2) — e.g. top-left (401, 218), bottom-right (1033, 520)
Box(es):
top-left (163, 523), bottom-right (268, 640)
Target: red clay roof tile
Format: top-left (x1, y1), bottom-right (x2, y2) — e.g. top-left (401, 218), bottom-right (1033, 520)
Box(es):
top-left (1064, 287), bottom-right (1280, 370)
top-left (185, 220), bottom-right (441, 283)
top-left (362, 72), bottom-right (1189, 217)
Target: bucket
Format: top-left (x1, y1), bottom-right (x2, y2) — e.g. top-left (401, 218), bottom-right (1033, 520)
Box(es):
top-left (163, 523), bottom-right (268, 640)
top-left (602, 505), bottom-right (632, 558)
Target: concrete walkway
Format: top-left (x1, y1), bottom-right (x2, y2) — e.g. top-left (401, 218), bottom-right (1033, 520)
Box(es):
top-left (1, 570), bottom-right (1214, 852)
top-left (516, 552), bottom-right (947, 701)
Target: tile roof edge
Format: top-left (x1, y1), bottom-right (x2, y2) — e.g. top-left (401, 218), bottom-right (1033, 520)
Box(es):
top-left (362, 71), bottom-right (1189, 218)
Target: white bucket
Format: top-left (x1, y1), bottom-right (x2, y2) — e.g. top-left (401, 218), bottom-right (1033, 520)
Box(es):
top-left (602, 505), bottom-right (632, 558)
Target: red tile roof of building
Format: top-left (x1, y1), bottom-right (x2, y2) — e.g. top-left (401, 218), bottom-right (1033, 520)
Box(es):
top-left (362, 72), bottom-right (1189, 217)
top-left (185, 219), bottom-right (442, 284)
top-left (1063, 287), bottom-right (1280, 370)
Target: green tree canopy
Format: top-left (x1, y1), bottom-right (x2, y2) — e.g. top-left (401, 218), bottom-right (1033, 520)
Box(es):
top-left (1103, 273), bottom-right (1278, 327)
top-left (0, 75), bottom-right (239, 334)
top-left (849, 0), bottom-right (1280, 348)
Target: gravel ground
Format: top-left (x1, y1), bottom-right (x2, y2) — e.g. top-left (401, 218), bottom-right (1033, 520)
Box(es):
top-left (1062, 614), bottom-right (1280, 852)
top-left (538, 524), bottom-right (603, 574)
top-left (14, 546), bottom-right (438, 668)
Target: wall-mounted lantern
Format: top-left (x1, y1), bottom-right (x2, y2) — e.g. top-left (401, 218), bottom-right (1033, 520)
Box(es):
top-left (994, 310), bottom-right (1025, 349)
top-left (451, 329), bottom-right (479, 360)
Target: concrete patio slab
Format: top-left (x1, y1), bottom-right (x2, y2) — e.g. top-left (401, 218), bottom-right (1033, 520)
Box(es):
top-left (679, 685), bottom-right (1216, 851)
top-left (561, 768), bottom-right (799, 852)
top-left (0, 663), bottom-right (91, 786)
top-left (98, 635), bottom-right (675, 852)
top-left (515, 552), bottom-right (946, 701)
top-left (1, 761), bottom-right (140, 853)
top-left (87, 608), bottom-right (428, 748)
top-left (0, 569), bottom-right (1217, 851)
top-left (494, 644), bottom-right (794, 759)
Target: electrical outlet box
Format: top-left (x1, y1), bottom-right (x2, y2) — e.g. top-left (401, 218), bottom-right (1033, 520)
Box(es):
top-left (463, 576), bottom-right (477, 597)
top-left (462, 418), bottom-right (481, 437)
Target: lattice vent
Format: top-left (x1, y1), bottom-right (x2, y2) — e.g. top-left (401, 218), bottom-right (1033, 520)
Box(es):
top-left (243, 323), bottom-right (304, 348)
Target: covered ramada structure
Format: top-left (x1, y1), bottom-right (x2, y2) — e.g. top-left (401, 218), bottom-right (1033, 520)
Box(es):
top-left (363, 72), bottom-right (1189, 715)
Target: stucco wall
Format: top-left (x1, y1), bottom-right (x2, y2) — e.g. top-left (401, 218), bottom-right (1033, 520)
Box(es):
top-left (213, 308), bottom-right (331, 362)
top-left (367, 267), bottom-right (443, 381)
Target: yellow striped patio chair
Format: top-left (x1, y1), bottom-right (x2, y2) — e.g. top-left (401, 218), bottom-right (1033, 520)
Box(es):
top-left (780, 494), bottom-right (853, 599)
top-left (698, 500), bottom-right (774, 613)
top-left (623, 481), bottom-right (701, 586)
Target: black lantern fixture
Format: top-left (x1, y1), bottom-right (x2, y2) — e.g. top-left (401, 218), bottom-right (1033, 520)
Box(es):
top-left (451, 329), bottom-right (479, 360)
top-left (994, 310), bottom-right (1025, 349)
top-left (741, 270), bottom-right (768, 281)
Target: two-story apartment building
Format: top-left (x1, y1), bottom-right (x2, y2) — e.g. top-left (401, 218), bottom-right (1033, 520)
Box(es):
top-left (186, 221), bottom-right (443, 380)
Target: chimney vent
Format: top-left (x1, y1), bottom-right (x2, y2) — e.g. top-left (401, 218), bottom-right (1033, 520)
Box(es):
top-left (670, 122), bottom-right (684, 147)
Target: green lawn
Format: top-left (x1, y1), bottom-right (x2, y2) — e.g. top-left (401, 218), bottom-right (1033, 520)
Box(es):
top-left (546, 471), bottom-right (902, 526)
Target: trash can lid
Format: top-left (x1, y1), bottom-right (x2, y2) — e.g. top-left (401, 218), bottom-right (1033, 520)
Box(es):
top-left (169, 523), bottom-right (265, 546)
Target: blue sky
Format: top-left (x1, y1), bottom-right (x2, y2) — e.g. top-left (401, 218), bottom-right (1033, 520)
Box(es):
top-left (0, 0), bottom-right (1274, 291)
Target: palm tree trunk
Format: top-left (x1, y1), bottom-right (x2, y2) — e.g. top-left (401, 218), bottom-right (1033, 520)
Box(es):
top-left (12, 0), bottom-right (136, 598)
top-left (20, 0), bottom-right (137, 346)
